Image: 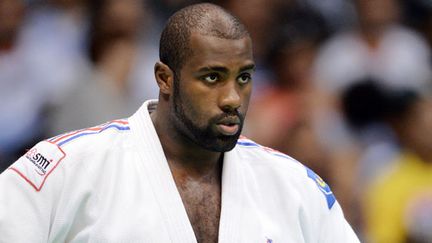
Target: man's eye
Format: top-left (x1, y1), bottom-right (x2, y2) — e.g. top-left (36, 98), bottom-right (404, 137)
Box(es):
top-left (237, 73), bottom-right (251, 84)
top-left (203, 74), bottom-right (219, 83)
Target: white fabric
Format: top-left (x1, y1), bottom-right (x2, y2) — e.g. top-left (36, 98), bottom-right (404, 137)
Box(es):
top-left (0, 100), bottom-right (359, 243)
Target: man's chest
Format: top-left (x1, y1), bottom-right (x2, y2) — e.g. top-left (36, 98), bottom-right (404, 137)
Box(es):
top-left (47, 156), bottom-right (312, 243)
top-left (176, 181), bottom-right (222, 243)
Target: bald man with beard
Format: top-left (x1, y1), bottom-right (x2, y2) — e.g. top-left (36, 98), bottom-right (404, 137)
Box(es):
top-left (0, 3), bottom-right (359, 243)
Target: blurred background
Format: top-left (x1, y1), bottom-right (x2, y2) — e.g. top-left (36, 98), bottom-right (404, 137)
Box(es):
top-left (1, 0), bottom-right (432, 242)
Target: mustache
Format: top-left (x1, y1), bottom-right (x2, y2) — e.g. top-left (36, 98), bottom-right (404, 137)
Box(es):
top-left (213, 110), bottom-right (244, 125)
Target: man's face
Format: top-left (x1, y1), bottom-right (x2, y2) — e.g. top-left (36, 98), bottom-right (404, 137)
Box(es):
top-left (171, 32), bottom-right (254, 152)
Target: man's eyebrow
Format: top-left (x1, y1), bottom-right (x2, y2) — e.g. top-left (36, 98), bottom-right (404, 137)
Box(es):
top-left (239, 64), bottom-right (256, 72)
top-left (197, 64), bottom-right (256, 73)
top-left (197, 66), bottom-right (229, 73)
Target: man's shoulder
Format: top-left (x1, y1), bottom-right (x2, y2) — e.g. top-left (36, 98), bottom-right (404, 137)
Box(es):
top-left (48, 119), bottom-right (132, 154)
top-left (4, 119), bottom-right (133, 191)
top-left (234, 136), bottom-right (337, 210)
top-left (47, 119), bottom-right (134, 167)
top-left (235, 136), bottom-right (305, 172)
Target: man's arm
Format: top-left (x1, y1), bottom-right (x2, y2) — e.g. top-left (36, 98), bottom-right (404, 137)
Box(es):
top-left (0, 141), bottom-right (65, 243)
top-left (304, 166), bottom-right (360, 242)
top-left (317, 201), bottom-right (361, 243)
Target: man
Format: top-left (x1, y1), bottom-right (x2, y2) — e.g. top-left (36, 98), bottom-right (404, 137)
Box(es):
top-left (0, 3), bottom-right (359, 242)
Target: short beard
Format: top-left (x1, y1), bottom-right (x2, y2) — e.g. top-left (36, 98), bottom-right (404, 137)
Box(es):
top-left (171, 74), bottom-right (243, 152)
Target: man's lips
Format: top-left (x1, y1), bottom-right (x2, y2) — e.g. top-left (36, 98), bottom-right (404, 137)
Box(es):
top-left (216, 117), bottom-right (240, 136)
top-left (216, 124), bottom-right (240, 135)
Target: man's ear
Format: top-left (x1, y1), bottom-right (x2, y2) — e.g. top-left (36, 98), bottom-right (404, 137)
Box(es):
top-left (154, 62), bottom-right (174, 95)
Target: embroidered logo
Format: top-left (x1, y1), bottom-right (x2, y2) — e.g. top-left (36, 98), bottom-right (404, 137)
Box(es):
top-left (9, 141), bottom-right (66, 191)
top-left (306, 167), bottom-right (336, 209)
top-left (25, 148), bottom-right (53, 176)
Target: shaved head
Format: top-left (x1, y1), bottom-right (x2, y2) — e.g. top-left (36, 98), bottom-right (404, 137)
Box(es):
top-left (159, 3), bottom-right (250, 76)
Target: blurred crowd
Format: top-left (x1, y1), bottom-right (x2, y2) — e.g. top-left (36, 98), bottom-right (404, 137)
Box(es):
top-left (1, 0), bottom-right (432, 242)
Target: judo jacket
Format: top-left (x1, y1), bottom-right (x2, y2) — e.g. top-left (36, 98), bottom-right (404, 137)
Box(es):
top-left (0, 100), bottom-right (360, 243)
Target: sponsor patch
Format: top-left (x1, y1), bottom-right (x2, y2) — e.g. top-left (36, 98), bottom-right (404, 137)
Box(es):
top-left (306, 167), bottom-right (336, 209)
top-left (9, 141), bottom-right (66, 191)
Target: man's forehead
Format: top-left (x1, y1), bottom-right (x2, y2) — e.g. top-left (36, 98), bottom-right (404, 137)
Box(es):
top-left (184, 34), bottom-right (254, 72)
top-left (189, 32), bottom-right (252, 56)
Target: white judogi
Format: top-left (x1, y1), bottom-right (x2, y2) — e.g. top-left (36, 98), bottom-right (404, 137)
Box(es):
top-left (0, 100), bottom-right (360, 243)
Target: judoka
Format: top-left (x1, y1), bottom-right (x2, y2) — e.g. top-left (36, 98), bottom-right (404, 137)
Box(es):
top-left (0, 3), bottom-right (360, 243)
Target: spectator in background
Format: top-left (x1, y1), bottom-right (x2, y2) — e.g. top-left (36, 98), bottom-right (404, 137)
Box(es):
top-left (314, 0), bottom-right (431, 94)
top-left (0, 0), bottom-right (59, 171)
top-left (339, 81), bottom-right (407, 239)
top-left (309, 0), bottom-right (432, 231)
top-left (47, 0), bottom-right (159, 135)
top-left (311, 0), bottom-right (431, 154)
top-left (342, 81), bottom-right (432, 243)
top-left (20, 0), bottom-right (89, 102)
top-left (341, 80), bottom-right (403, 185)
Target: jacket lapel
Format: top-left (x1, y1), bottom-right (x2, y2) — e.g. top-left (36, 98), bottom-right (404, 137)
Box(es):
top-left (129, 100), bottom-right (197, 243)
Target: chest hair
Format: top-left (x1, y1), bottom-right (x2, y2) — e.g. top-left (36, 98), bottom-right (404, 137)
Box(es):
top-left (177, 180), bottom-right (221, 243)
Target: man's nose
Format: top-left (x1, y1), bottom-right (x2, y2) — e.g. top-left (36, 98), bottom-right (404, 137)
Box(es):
top-left (219, 81), bottom-right (241, 112)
